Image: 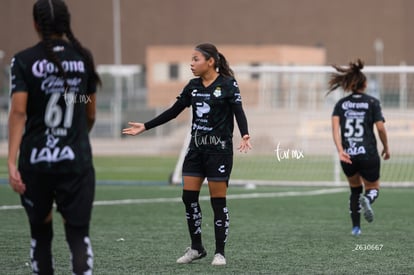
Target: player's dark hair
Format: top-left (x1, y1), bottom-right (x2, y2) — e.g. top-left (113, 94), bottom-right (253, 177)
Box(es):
top-left (327, 58), bottom-right (366, 95)
top-left (33, 0), bottom-right (101, 87)
top-left (195, 43), bottom-right (234, 78)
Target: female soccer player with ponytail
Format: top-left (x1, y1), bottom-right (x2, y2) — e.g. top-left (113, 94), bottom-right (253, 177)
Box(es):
top-left (329, 59), bottom-right (390, 236)
top-left (123, 43), bottom-right (251, 265)
top-left (8, 0), bottom-right (101, 273)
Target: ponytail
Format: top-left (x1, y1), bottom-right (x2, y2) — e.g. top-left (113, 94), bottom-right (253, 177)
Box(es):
top-left (33, 0), bottom-right (67, 86)
top-left (217, 52), bottom-right (234, 78)
top-left (327, 58), bottom-right (366, 95)
top-left (65, 28), bottom-right (101, 86)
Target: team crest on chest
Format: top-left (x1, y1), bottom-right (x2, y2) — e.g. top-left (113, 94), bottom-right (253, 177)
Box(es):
top-left (213, 87), bottom-right (222, 97)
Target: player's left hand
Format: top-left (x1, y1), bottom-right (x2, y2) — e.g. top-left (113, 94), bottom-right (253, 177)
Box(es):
top-left (238, 135), bottom-right (252, 153)
top-left (382, 148), bottom-right (390, 160)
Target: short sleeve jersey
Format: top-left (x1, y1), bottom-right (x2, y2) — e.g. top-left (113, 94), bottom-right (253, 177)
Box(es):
top-left (10, 40), bottom-right (96, 173)
top-left (332, 93), bottom-right (385, 159)
top-left (177, 75), bottom-right (243, 154)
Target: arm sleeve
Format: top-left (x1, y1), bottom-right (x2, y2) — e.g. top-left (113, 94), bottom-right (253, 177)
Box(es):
top-left (10, 56), bottom-right (28, 95)
top-left (372, 100), bottom-right (385, 123)
top-left (232, 104), bottom-right (249, 137)
top-left (332, 101), bottom-right (341, 117)
top-left (144, 100), bottom-right (186, 130)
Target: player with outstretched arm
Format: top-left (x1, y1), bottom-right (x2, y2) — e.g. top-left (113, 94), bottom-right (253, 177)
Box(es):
top-left (123, 43), bottom-right (252, 265)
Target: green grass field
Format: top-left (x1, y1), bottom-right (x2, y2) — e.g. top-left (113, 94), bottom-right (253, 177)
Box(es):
top-left (1, 155), bottom-right (414, 183)
top-left (0, 156), bottom-right (413, 274)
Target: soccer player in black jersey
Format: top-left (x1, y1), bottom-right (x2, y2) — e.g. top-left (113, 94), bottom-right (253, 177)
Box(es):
top-left (7, 0), bottom-right (101, 274)
top-left (329, 59), bottom-right (390, 236)
top-left (123, 43), bottom-right (251, 265)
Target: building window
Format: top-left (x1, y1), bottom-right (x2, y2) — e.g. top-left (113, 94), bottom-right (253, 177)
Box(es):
top-left (169, 63), bottom-right (179, 80)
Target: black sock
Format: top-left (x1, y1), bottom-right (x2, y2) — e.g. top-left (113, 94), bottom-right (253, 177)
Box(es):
top-left (30, 221), bottom-right (54, 274)
top-left (182, 190), bottom-right (204, 252)
top-left (211, 197), bottom-right (229, 256)
top-left (350, 186), bottom-right (363, 228)
top-left (365, 188), bottom-right (379, 204)
top-left (64, 223), bottom-right (93, 275)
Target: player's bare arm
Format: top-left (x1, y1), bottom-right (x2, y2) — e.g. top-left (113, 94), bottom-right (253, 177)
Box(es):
top-left (331, 116), bottom-right (352, 164)
top-left (8, 92), bottom-right (28, 194)
top-left (375, 121), bottom-right (390, 160)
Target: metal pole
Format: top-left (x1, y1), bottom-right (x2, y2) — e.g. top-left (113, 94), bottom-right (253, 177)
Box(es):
top-left (399, 62), bottom-right (407, 110)
top-left (0, 50), bottom-right (4, 94)
top-left (112, 0), bottom-right (122, 138)
top-left (113, 0), bottom-right (122, 65)
top-left (374, 39), bottom-right (384, 100)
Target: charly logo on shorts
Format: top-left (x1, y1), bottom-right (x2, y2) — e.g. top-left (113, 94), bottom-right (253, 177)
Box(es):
top-left (218, 165), bottom-right (226, 173)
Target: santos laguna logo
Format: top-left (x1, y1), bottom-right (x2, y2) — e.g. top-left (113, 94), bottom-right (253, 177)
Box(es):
top-left (32, 59), bottom-right (85, 78)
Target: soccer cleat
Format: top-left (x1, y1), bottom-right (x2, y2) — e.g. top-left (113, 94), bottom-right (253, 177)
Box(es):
top-left (359, 194), bottom-right (374, 223)
top-left (351, 226), bottom-right (361, 236)
top-left (211, 253), bottom-right (226, 266)
top-left (176, 247), bottom-right (207, 264)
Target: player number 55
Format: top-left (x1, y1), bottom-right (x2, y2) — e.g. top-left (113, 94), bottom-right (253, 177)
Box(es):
top-left (344, 118), bottom-right (364, 138)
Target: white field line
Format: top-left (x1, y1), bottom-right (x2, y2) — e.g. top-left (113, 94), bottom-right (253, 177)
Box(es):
top-left (0, 188), bottom-right (347, 211)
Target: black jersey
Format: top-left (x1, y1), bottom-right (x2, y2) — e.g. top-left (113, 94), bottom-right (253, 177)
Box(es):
top-left (10, 40), bottom-right (96, 173)
top-left (177, 75), bottom-right (245, 154)
top-left (332, 93), bottom-right (385, 159)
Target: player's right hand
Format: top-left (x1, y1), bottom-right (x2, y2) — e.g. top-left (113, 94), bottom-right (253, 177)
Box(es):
top-left (339, 151), bottom-right (352, 164)
top-left (122, 122), bottom-right (146, 136)
top-left (8, 163), bottom-right (26, 194)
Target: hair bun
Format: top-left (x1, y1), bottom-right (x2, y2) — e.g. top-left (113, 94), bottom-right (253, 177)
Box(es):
top-left (351, 58), bottom-right (364, 72)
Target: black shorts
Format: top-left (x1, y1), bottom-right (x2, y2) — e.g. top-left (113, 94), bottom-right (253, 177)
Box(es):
top-left (20, 167), bottom-right (95, 226)
top-left (340, 155), bottom-right (380, 182)
top-left (182, 149), bottom-right (233, 182)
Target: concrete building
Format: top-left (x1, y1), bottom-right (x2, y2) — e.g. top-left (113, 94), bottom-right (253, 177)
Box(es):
top-left (146, 44), bottom-right (326, 107)
top-left (1, 0), bottom-right (414, 66)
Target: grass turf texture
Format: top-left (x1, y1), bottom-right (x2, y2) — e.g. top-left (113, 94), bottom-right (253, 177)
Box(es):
top-left (1, 155), bottom-right (413, 183)
top-left (0, 155), bottom-right (413, 274)
top-left (0, 184), bottom-right (413, 274)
